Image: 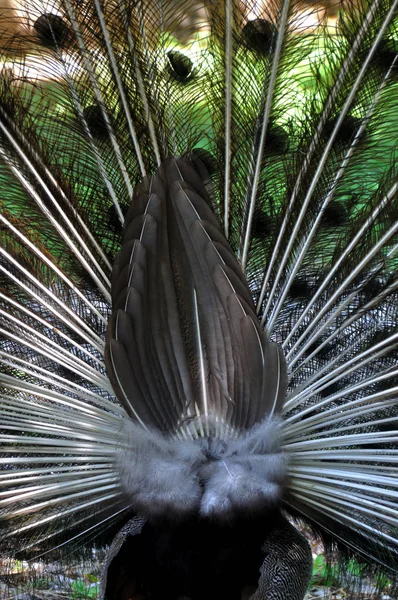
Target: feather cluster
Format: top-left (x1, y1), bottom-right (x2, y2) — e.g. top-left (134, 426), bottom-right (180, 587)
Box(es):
top-left (0, 0), bottom-right (397, 592)
top-left (117, 418), bottom-right (286, 520)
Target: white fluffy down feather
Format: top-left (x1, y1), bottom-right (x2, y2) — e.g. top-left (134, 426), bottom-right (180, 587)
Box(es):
top-left (116, 419), bottom-right (287, 520)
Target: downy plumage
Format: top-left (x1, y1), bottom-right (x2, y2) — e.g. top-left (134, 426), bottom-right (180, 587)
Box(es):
top-left (0, 0), bottom-right (397, 598)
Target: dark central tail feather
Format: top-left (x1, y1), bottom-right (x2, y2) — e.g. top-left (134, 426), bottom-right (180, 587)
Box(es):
top-left (106, 157), bottom-right (287, 521)
top-left (106, 158), bottom-right (287, 434)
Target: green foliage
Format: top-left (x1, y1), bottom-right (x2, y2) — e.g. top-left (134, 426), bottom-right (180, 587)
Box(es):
top-left (309, 555), bottom-right (339, 588)
top-left (374, 570), bottom-right (393, 591)
top-left (309, 555), bottom-right (394, 592)
top-left (30, 578), bottom-right (51, 590)
top-left (71, 579), bottom-right (100, 599)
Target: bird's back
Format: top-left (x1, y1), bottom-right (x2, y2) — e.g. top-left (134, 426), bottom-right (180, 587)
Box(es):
top-left (103, 513), bottom-right (289, 600)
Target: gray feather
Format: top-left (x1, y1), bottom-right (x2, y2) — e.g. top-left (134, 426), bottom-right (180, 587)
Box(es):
top-left (105, 157), bottom-right (287, 437)
top-left (116, 417), bottom-right (286, 520)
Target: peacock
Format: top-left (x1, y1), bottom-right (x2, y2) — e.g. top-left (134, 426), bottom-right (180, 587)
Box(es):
top-left (0, 0), bottom-right (397, 598)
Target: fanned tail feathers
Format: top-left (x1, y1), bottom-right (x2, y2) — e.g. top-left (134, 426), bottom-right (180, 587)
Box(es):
top-left (0, 0), bottom-right (397, 588)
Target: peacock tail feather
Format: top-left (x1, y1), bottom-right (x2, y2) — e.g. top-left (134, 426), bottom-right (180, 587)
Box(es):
top-left (0, 0), bottom-right (397, 593)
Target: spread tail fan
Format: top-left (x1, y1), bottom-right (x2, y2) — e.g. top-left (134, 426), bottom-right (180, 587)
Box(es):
top-left (0, 0), bottom-right (397, 598)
